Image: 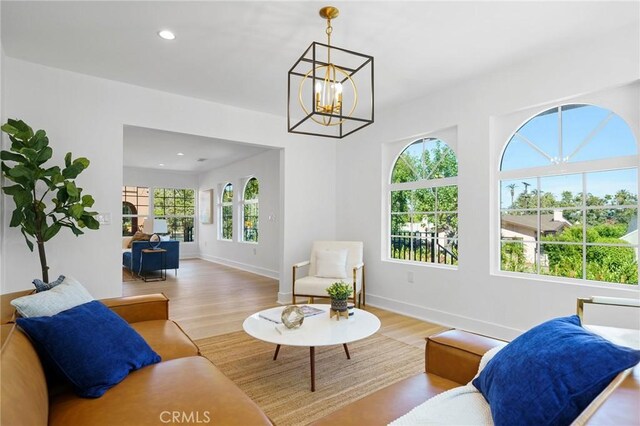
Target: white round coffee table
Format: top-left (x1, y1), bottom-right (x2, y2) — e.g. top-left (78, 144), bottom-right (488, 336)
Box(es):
top-left (243, 304), bottom-right (381, 391)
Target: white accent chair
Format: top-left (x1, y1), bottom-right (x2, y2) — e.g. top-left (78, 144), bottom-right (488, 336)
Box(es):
top-left (292, 241), bottom-right (365, 307)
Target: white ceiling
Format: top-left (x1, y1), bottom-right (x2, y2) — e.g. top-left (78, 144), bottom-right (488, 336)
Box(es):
top-left (3, 1), bottom-right (639, 118)
top-left (3, 2), bottom-right (638, 171)
top-left (123, 126), bottom-right (273, 172)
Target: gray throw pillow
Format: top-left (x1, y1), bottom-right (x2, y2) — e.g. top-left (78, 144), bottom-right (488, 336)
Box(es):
top-left (11, 277), bottom-right (94, 318)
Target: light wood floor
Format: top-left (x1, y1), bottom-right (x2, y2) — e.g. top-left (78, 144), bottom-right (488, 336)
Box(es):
top-left (123, 259), bottom-right (448, 347)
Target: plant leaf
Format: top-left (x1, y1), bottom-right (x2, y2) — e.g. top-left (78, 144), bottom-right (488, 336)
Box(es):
top-left (19, 148), bottom-right (38, 162)
top-left (70, 225), bottom-right (84, 236)
top-left (64, 152), bottom-right (72, 168)
top-left (73, 157), bottom-right (90, 169)
top-left (43, 223), bottom-right (62, 242)
top-left (31, 130), bottom-right (49, 151)
top-left (8, 165), bottom-right (33, 180)
top-left (62, 163), bottom-right (83, 179)
top-left (14, 190), bottom-right (32, 209)
top-left (57, 186), bottom-right (69, 203)
top-left (0, 151), bottom-right (27, 163)
top-left (3, 120), bottom-right (34, 142)
top-left (20, 228), bottom-right (34, 252)
top-left (69, 203), bottom-right (84, 219)
top-left (2, 185), bottom-right (25, 196)
top-left (10, 209), bottom-right (23, 227)
top-left (65, 181), bottom-right (78, 198)
top-left (42, 166), bottom-right (60, 177)
top-left (81, 215), bottom-right (100, 230)
top-left (81, 194), bottom-right (95, 208)
top-left (34, 146), bottom-right (53, 165)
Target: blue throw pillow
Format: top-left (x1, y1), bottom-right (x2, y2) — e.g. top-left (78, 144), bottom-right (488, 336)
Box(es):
top-left (17, 300), bottom-right (161, 398)
top-left (472, 315), bottom-right (640, 426)
top-left (32, 274), bottom-right (65, 292)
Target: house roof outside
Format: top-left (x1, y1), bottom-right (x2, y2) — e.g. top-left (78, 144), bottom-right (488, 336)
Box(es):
top-left (501, 213), bottom-right (570, 234)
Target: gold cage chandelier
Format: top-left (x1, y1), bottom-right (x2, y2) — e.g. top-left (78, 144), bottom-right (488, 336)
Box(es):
top-left (287, 6), bottom-right (374, 139)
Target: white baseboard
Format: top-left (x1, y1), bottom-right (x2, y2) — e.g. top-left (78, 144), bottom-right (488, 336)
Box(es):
top-left (366, 294), bottom-right (522, 341)
top-left (199, 254), bottom-right (279, 280)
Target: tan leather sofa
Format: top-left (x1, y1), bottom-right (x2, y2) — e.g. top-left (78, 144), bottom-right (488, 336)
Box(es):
top-left (1, 292), bottom-right (271, 426)
top-left (311, 329), bottom-right (640, 426)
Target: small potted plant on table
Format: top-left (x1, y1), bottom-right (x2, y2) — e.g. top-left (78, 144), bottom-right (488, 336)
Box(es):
top-left (326, 281), bottom-right (353, 313)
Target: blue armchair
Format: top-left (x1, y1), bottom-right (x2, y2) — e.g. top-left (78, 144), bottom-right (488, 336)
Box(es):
top-left (122, 240), bottom-right (180, 276)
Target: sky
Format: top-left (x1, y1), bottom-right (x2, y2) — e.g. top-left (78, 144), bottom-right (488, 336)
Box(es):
top-left (501, 104), bottom-right (637, 171)
top-left (499, 104), bottom-right (638, 209)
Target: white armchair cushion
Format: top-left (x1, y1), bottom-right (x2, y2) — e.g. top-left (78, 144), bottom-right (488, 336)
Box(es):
top-left (295, 276), bottom-right (360, 297)
top-left (315, 249), bottom-right (348, 278)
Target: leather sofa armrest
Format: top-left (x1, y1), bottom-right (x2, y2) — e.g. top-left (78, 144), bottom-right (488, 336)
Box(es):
top-left (0, 290), bottom-right (34, 324)
top-left (101, 293), bottom-right (169, 323)
top-left (426, 329), bottom-right (506, 385)
top-left (584, 363), bottom-right (640, 425)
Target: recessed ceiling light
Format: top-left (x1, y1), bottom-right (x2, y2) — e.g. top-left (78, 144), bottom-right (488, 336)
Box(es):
top-left (159, 163), bottom-right (165, 167)
top-left (158, 30), bottom-right (175, 40)
top-left (177, 152), bottom-right (184, 156)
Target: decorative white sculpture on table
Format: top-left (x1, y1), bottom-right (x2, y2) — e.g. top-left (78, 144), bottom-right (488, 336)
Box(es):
top-left (281, 305), bottom-right (304, 329)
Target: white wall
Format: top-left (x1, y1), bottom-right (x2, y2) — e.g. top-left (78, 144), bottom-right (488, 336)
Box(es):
top-left (1, 58), bottom-right (336, 299)
top-left (0, 10), bottom-right (5, 292)
top-left (197, 149), bottom-right (281, 278)
top-left (337, 24), bottom-right (640, 339)
top-left (123, 166), bottom-right (199, 258)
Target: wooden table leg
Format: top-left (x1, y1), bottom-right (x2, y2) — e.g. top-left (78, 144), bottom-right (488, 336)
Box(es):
top-left (343, 343), bottom-right (351, 360)
top-left (273, 344), bottom-right (281, 361)
top-left (310, 346), bottom-right (315, 392)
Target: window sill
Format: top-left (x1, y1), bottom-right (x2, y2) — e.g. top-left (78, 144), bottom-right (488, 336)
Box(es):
top-left (382, 258), bottom-right (458, 270)
top-left (491, 270), bottom-right (639, 290)
top-left (240, 241), bottom-right (259, 245)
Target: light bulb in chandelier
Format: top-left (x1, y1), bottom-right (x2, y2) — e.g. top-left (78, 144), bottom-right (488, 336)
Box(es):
top-left (315, 80), bottom-right (343, 114)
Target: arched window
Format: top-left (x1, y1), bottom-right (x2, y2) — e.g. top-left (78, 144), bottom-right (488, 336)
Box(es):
top-left (389, 138), bottom-right (458, 265)
top-left (499, 104), bottom-right (638, 285)
top-left (242, 177), bottom-right (259, 243)
top-left (221, 183), bottom-right (233, 240)
top-left (121, 186), bottom-right (149, 236)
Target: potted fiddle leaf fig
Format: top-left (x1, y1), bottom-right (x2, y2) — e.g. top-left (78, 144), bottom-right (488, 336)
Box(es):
top-left (326, 281), bottom-right (353, 312)
top-left (1, 119), bottom-right (100, 282)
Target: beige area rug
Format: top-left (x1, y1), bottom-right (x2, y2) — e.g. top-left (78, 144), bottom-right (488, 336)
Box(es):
top-left (196, 331), bottom-right (424, 426)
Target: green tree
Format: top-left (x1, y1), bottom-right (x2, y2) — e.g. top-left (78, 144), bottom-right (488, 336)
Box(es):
top-left (244, 178), bottom-right (259, 199)
top-left (501, 241), bottom-right (527, 272)
top-left (1, 119), bottom-right (99, 281)
top-left (506, 183), bottom-right (517, 208)
top-left (542, 225), bottom-right (637, 284)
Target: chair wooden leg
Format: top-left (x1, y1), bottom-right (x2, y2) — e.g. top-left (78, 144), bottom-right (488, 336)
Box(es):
top-left (362, 266), bottom-right (366, 306)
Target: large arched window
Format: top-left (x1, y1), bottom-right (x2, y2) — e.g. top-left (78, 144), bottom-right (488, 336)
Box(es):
top-left (242, 177), bottom-right (259, 243)
top-left (389, 138), bottom-right (458, 265)
top-left (220, 183), bottom-right (233, 241)
top-left (499, 104), bottom-right (638, 285)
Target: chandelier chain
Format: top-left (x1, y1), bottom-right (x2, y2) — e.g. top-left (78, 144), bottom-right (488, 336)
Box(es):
top-left (326, 19), bottom-right (333, 64)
